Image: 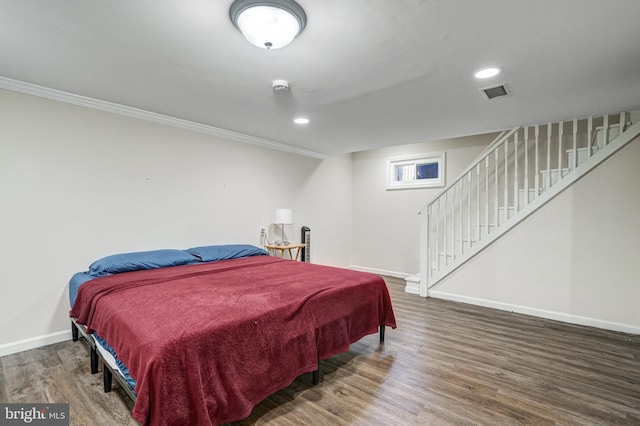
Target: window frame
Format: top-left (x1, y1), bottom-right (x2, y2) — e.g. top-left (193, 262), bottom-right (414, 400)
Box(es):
top-left (386, 152), bottom-right (445, 190)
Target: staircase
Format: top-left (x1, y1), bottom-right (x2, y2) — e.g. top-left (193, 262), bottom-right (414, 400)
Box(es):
top-left (412, 111), bottom-right (640, 297)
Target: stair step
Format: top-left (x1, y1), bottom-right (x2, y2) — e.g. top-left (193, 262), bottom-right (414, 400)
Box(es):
top-left (518, 188), bottom-right (538, 205)
top-left (593, 123), bottom-right (626, 148)
top-left (498, 206), bottom-right (515, 223)
top-left (565, 122), bottom-right (628, 170)
top-left (567, 147), bottom-right (589, 170)
top-left (540, 168), bottom-right (570, 187)
top-left (456, 238), bottom-right (477, 243)
top-left (474, 223), bottom-right (497, 238)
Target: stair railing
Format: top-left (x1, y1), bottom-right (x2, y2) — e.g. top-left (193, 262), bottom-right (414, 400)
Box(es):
top-left (418, 112), bottom-right (636, 296)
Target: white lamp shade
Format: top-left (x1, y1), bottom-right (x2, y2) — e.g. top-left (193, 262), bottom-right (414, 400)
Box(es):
top-left (237, 5), bottom-right (300, 49)
top-left (274, 208), bottom-right (293, 224)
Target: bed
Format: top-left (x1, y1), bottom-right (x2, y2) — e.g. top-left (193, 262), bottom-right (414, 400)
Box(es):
top-left (69, 244), bottom-right (396, 425)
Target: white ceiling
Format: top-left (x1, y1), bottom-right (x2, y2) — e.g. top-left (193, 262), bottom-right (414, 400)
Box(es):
top-left (2, 0), bottom-right (640, 156)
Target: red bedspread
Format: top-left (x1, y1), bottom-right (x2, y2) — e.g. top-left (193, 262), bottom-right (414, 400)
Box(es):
top-left (70, 256), bottom-right (396, 425)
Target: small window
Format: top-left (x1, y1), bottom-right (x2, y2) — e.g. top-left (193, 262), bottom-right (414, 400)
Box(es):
top-left (387, 153), bottom-right (445, 189)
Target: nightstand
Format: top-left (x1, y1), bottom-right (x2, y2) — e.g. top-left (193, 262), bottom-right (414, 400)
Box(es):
top-left (264, 243), bottom-right (306, 261)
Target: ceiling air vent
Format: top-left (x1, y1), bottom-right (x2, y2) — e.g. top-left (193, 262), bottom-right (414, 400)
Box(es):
top-left (481, 84), bottom-right (508, 100)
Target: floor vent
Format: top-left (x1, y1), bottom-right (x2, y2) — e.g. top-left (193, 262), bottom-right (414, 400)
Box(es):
top-left (481, 84), bottom-right (508, 100)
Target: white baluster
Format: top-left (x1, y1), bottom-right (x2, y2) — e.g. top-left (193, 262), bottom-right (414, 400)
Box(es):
top-left (558, 121), bottom-right (563, 178)
top-left (587, 116), bottom-right (593, 157)
top-left (603, 114), bottom-right (609, 146)
top-left (546, 123), bottom-right (552, 189)
top-left (572, 119), bottom-right (578, 170)
top-left (620, 112), bottom-right (626, 132)
top-left (467, 170), bottom-right (472, 250)
top-left (535, 125), bottom-right (540, 197)
top-left (476, 163), bottom-right (481, 243)
top-left (443, 191), bottom-right (448, 266)
top-left (524, 127), bottom-right (529, 206)
top-left (514, 131), bottom-right (519, 212)
top-left (494, 148), bottom-right (499, 228)
top-left (485, 156), bottom-right (489, 238)
top-left (459, 179), bottom-right (464, 254)
top-left (435, 198), bottom-right (440, 272)
top-left (452, 186), bottom-right (456, 259)
top-left (503, 140), bottom-right (509, 223)
top-left (428, 204), bottom-right (433, 278)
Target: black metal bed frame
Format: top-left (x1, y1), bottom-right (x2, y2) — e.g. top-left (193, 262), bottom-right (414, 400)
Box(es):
top-left (72, 319), bottom-right (385, 403)
top-left (71, 319), bottom-right (137, 402)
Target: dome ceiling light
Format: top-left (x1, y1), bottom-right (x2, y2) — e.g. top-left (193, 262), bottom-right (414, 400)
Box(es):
top-left (229, 0), bottom-right (307, 50)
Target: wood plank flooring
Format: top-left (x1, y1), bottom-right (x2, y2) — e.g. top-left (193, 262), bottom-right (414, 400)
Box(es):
top-left (1, 277), bottom-right (639, 425)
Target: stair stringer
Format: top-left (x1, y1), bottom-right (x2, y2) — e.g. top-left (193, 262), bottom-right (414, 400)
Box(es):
top-left (419, 118), bottom-right (640, 297)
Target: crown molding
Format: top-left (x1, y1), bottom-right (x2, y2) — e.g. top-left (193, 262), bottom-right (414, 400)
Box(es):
top-left (0, 76), bottom-right (327, 160)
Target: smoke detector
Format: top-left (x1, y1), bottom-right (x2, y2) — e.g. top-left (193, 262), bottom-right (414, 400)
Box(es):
top-left (272, 79), bottom-right (290, 91)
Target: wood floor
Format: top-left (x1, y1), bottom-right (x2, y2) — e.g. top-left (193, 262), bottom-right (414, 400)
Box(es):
top-left (1, 277), bottom-right (639, 425)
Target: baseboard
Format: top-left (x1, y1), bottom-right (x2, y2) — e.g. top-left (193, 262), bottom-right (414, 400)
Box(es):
top-left (429, 290), bottom-right (640, 335)
top-left (346, 266), bottom-right (420, 294)
top-left (345, 265), bottom-right (410, 280)
top-left (404, 275), bottom-right (421, 295)
top-left (0, 330), bottom-right (72, 358)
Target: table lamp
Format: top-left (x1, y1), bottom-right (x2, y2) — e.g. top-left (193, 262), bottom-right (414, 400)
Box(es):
top-left (274, 208), bottom-right (293, 245)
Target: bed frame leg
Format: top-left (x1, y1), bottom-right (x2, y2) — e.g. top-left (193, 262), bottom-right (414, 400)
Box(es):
top-left (71, 322), bottom-right (79, 342)
top-left (91, 348), bottom-right (99, 374)
top-left (312, 362), bottom-right (320, 385)
top-left (379, 325), bottom-right (385, 343)
top-left (103, 366), bottom-right (113, 393)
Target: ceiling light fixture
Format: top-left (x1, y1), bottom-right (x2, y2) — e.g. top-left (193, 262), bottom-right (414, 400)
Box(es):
top-left (294, 117), bottom-right (309, 124)
top-left (229, 0), bottom-right (307, 50)
top-left (474, 67), bottom-right (501, 79)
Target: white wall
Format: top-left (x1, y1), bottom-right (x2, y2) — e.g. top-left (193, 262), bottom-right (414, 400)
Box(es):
top-left (432, 138), bottom-right (640, 332)
top-left (351, 133), bottom-right (498, 276)
top-left (0, 88), bottom-right (353, 353)
top-left (6, 84), bottom-right (635, 355)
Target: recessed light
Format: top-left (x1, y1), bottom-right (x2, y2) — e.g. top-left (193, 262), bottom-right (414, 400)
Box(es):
top-left (475, 67), bottom-right (501, 79)
top-left (294, 117), bottom-right (309, 124)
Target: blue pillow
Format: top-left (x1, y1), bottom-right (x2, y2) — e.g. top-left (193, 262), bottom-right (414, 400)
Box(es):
top-left (89, 249), bottom-right (198, 276)
top-left (186, 244), bottom-right (268, 263)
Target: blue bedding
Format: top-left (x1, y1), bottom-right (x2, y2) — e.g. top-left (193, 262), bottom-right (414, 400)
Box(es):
top-left (69, 272), bottom-right (95, 307)
top-left (94, 334), bottom-right (138, 391)
top-left (88, 249), bottom-right (199, 276)
top-left (68, 244), bottom-right (268, 307)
